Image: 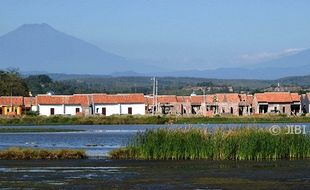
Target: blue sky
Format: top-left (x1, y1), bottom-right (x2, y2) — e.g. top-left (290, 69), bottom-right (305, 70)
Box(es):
top-left (1, 0), bottom-right (310, 70)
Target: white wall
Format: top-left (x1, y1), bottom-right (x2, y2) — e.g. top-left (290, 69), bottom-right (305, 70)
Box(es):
top-left (121, 104), bottom-right (145, 115)
top-left (31, 105), bottom-right (38, 112)
top-left (65, 105), bottom-right (82, 115)
top-left (38, 105), bottom-right (64, 116)
top-left (94, 103), bottom-right (145, 116)
top-left (94, 104), bottom-right (120, 116)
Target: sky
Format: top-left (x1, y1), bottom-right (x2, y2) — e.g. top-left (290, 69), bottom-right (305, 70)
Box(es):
top-left (1, 0), bottom-right (310, 70)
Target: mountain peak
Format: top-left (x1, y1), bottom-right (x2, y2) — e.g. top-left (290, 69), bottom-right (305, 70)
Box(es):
top-left (0, 23), bottom-right (151, 74)
top-left (16, 23), bottom-right (56, 32)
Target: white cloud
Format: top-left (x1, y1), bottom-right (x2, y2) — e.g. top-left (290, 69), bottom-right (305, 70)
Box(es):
top-left (239, 48), bottom-right (307, 64)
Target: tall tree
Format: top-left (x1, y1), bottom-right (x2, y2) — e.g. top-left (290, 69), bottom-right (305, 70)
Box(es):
top-left (0, 69), bottom-right (29, 96)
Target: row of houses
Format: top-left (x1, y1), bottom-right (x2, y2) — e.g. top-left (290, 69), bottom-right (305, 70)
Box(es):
top-left (0, 92), bottom-right (310, 116)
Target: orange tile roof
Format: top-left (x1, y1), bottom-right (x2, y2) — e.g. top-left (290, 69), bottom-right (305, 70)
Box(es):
top-left (37, 95), bottom-right (66, 105)
top-left (291, 93), bottom-right (301, 102)
top-left (190, 95), bottom-right (204, 104)
top-left (177, 96), bottom-right (191, 103)
top-left (0, 96), bottom-right (24, 106)
top-left (67, 95), bottom-right (89, 106)
top-left (24, 97), bottom-right (37, 107)
top-left (93, 93), bottom-right (145, 104)
top-left (157, 95), bottom-right (178, 104)
top-left (255, 92), bottom-right (300, 103)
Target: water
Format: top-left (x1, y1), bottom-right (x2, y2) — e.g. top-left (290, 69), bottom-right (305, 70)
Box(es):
top-left (1, 123), bottom-right (310, 189)
top-left (0, 123), bottom-right (310, 157)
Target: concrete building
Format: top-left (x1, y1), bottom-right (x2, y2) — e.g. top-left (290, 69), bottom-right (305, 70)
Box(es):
top-left (93, 93), bottom-right (145, 116)
top-left (0, 96), bottom-right (24, 116)
top-left (253, 92), bottom-right (301, 115)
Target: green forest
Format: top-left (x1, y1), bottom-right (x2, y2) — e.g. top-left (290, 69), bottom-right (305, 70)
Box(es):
top-left (1, 69), bottom-right (309, 97)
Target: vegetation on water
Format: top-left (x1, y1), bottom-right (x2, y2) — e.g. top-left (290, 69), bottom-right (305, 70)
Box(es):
top-left (0, 147), bottom-right (87, 160)
top-left (109, 127), bottom-right (310, 160)
top-left (1, 114), bottom-right (310, 125)
top-left (0, 128), bottom-right (83, 133)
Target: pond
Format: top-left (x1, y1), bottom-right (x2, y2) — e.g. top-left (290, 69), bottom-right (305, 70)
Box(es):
top-left (0, 123), bottom-right (310, 189)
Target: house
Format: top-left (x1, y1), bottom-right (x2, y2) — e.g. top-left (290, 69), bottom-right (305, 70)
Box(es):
top-left (253, 92), bottom-right (301, 115)
top-left (65, 94), bottom-right (90, 116)
top-left (93, 93), bottom-right (145, 116)
top-left (186, 93), bottom-right (241, 116)
top-left (37, 95), bottom-right (67, 116)
top-left (145, 95), bottom-right (181, 115)
top-left (0, 96), bottom-right (24, 116)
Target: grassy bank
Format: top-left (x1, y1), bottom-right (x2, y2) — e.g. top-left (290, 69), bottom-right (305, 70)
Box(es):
top-left (1, 115), bottom-right (310, 126)
top-left (0, 147), bottom-right (87, 160)
top-left (109, 128), bottom-right (310, 160)
top-left (0, 128), bottom-right (83, 133)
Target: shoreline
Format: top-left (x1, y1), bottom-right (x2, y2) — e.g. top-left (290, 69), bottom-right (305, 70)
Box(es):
top-left (1, 115), bottom-right (310, 126)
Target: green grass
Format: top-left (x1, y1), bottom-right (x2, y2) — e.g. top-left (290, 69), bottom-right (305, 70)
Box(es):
top-left (109, 127), bottom-right (310, 160)
top-left (1, 114), bottom-right (310, 125)
top-left (0, 128), bottom-right (83, 133)
top-left (0, 147), bottom-right (87, 160)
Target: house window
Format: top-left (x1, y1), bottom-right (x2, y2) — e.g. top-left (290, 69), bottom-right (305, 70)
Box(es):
top-left (128, 107), bottom-right (132, 115)
top-left (76, 108), bottom-right (80, 113)
top-left (50, 108), bottom-right (55, 115)
top-left (102, 107), bottom-right (106, 116)
top-left (283, 107), bottom-right (285, 113)
top-left (96, 108), bottom-right (99, 113)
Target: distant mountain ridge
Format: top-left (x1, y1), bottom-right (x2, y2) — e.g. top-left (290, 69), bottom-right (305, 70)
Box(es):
top-left (1, 23), bottom-right (310, 79)
top-left (0, 23), bottom-right (159, 74)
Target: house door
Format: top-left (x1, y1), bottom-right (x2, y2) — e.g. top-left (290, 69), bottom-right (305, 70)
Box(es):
top-left (102, 107), bottom-right (106, 116)
top-left (50, 108), bottom-right (55, 115)
top-left (76, 108), bottom-right (80, 113)
top-left (128, 107), bottom-right (132, 115)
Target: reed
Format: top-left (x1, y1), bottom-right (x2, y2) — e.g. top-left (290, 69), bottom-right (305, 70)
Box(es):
top-left (0, 147), bottom-right (87, 160)
top-left (109, 127), bottom-right (310, 160)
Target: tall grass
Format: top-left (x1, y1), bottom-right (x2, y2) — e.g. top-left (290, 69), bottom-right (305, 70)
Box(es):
top-left (109, 127), bottom-right (310, 160)
top-left (0, 147), bottom-right (87, 160)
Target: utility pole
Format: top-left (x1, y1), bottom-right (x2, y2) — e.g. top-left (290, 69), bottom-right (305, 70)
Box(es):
top-left (155, 79), bottom-right (158, 114)
top-left (10, 85), bottom-right (13, 113)
top-left (152, 77), bottom-right (156, 115)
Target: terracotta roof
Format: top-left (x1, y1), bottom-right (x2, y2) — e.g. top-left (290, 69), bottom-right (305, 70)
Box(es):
top-left (255, 92), bottom-right (300, 103)
top-left (216, 93), bottom-right (240, 103)
top-left (190, 95), bottom-right (204, 104)
top-left (177, 96), bottom-right (191, 103)
top-left (37, 95), bottom-right (66, 105)
top-left (291, 93), bottom-right (301, 102)
top-left (0, 96), bottom-right (24, 106)
top-left (67, 95), bottom-right (89, 106)
top-left (157, 95), bottom-right (178, 104)
top-left (144, 96), bottom-right (153, 105)
top-left (93, 93), bottom-right (145, 104)
top-left (24, 97), bottom-right (37, 107)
